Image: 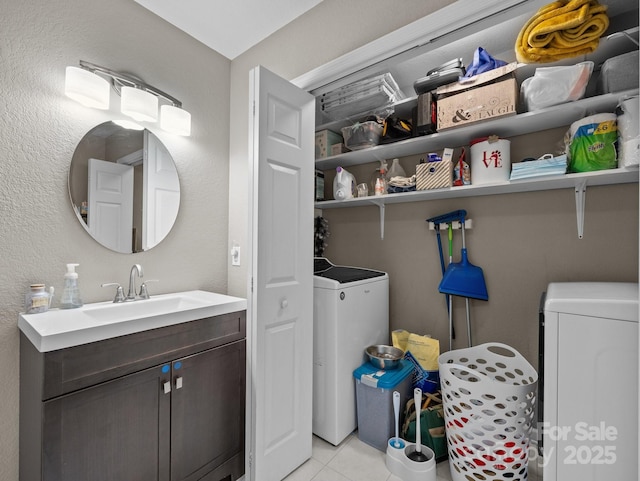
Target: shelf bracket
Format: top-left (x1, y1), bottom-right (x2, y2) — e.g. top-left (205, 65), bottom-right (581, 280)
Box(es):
top-left (575, 179), bottom-right (587, 239)
top-left (371, 200), bottom-right (386, 239)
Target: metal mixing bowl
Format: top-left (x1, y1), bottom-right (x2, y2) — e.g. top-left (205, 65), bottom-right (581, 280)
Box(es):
top-left (365, 345), bottom-right (404, 370)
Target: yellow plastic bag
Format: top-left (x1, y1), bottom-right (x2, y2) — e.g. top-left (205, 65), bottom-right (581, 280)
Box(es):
top-left (392, 329), bottom-right (440, 371)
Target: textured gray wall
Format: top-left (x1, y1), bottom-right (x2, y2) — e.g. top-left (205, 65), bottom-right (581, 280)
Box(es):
top-left (0, 0), bottom-right (230, 478)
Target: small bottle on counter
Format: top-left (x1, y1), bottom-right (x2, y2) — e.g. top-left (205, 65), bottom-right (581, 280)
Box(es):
top-left (60, 263), bottom-right (83, 309)
top-left (25, 284), bottom-right (54, 314)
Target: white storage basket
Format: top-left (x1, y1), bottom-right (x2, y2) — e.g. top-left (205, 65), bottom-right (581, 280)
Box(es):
top-left (438, 343), bottom-right (538, 481)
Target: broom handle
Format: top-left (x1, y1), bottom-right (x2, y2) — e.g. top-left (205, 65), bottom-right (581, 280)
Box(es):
top-left (461, 217), bottom-right (467, 249)
top-left (461, 216), bottom-right (471, 347)
top-left (466, 297), bottom-right (472, 347)
top-left (448, 223), bottom-right (455, 340)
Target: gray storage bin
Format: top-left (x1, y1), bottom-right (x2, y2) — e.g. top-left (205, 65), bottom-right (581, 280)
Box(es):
top-left (597, 51), bottom-right (640, 94)
top-left (353, 359), bottom-right (413, 451)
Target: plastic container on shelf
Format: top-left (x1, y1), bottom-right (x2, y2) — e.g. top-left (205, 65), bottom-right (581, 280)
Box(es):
top-left (386, 158), bottom-right (407, 180)
top-left (333, 166), bottom-right (356, 200)
top-left (438, 343), bottom-right (538, 481)
top-left (341, 121), bottom-right (383, 150)
top-left (470, 136), bottom-right (511, 185)
top-left (371, 160), bottom-right (388, 196)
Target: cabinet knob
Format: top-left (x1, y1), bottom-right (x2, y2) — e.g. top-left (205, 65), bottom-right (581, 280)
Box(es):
top-left (163, 381), bottom-right (171, 394)
top-left (281, 299), bottom-right (288, 309)
top-left (175, 376), bottom-right (183, 390)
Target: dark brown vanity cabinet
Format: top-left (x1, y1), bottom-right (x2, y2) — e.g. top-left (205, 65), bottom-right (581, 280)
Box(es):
top-left (20, 311), bottom-right (246, 481)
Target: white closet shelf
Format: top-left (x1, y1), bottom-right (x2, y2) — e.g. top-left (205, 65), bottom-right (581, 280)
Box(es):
top-left (317, 167), bottom-right (638, 240)
top-left (316, 167), bottom-right (639, 209)
top-left (315, 89), bottom-right (639, 171)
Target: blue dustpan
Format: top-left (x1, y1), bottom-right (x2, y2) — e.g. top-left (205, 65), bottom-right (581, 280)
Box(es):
top-left (438, 247), bottom-right (488, 301)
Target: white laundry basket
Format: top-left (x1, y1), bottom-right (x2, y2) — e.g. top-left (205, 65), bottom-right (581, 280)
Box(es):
top-left (438, 343), bottom-right (538, 481)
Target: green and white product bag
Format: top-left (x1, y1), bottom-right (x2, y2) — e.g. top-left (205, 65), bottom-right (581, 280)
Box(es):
top-left (568, 113), bottom-right (618, 173)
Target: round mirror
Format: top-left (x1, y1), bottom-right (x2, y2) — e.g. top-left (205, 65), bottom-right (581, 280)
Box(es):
top-left (68, 122), bottom-right (180, 253)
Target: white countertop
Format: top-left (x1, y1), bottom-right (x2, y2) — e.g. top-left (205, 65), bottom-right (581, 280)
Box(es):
top-left (18, 290), bottom-right (247, 352)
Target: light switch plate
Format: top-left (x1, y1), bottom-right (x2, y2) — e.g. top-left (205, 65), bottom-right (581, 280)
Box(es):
top-left (231, 243), bottom-right (241, 266)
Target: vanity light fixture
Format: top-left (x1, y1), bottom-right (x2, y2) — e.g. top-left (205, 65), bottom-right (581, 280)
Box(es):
top-left (64, 66), bottom-right (110, 109)
top-left (160, 105), bottom-right (192, 137)
top-left (112, 119), bottom-right (145, 130)
top-left (64, 60), bottom-right (191, 136)
top-left (120, 86), bottom-right (158, 122)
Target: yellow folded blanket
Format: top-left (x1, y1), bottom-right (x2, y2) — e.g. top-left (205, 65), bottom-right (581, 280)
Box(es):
top-left (516, 0), bottom-right (609, 63)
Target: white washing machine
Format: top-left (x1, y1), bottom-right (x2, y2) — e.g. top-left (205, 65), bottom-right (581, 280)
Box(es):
top-left (313, 257), bottom-right (389, 446)
top-left (541, 282), bottom-right (638, 481)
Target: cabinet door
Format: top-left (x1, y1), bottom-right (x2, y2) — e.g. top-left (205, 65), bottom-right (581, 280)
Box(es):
top-left (43, 363), bottom-right (171, 481)
top-left (170, 339), bottom-right (246, 481)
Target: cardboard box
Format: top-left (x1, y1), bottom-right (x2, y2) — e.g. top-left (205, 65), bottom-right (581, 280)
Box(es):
top-left (416, 160), bottom-right (452, 190)
top-left (315, 129), bottom-right (343, 159)
top-left (435, 62), bottom-right (519, 131)
top-left (436, 77), bottom-right (518, 131)
top-left (330, 143), bottom-right (349, 155)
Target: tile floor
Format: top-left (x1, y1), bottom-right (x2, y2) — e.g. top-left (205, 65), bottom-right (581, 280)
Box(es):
top-left (284, 433), bottom-right (542, 481)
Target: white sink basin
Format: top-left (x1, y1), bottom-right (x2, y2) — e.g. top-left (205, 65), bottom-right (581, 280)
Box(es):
top-left (18, 290), bottom-right (247, 352)
top-left (83, 292), bottom-right (216, 322)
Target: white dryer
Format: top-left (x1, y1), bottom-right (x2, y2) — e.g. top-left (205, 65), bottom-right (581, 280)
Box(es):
top-left (313, 258), bottom-right (389, 446)
top-left (541, 282), bottom-right (638, 481)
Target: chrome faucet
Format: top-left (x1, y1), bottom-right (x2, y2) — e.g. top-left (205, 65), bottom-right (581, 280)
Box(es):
top-left (127, 264), bottom-right (144, 300)
top-left (101, 282), bottom-right (126, 303)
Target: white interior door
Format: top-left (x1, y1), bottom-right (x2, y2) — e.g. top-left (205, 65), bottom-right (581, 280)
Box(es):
top-left (247, 65), bottom-right (315, 481)
top-left (143, 130), bottom-right (180, 250)
top-left (88, 157), bottom-right (134, 253)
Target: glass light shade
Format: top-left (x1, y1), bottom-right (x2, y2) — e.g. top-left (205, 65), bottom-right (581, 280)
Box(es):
top-left (112, 119), bottom-right (144, 130)
top-left (65, 66), bottom-right (110, 109)
top-left (120, 86), bottom-right (158, 122)
top-left (160, 105), bottom-right (191, 136)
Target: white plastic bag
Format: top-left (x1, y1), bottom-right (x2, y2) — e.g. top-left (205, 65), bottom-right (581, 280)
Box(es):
top-left (618, 96), bottom-right (640, 167)
top-left (521, 61), bottom-right (594, 111)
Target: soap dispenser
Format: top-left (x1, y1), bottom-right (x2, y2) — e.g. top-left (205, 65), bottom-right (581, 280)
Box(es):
top-left (60, 263), bottom-right (83, 309)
